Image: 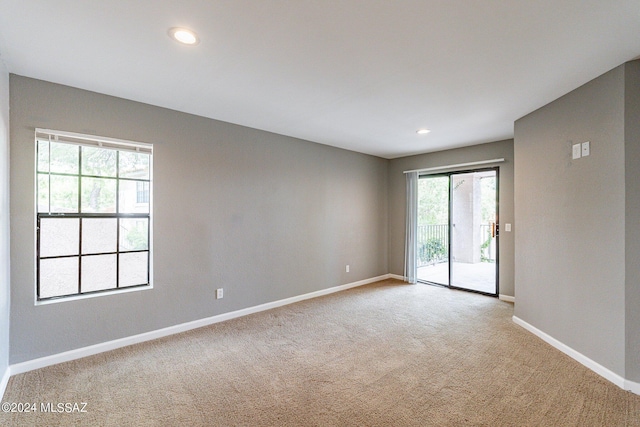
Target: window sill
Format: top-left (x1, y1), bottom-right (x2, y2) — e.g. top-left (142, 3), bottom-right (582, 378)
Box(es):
top-left (35, 283), bottom-right (153, 306)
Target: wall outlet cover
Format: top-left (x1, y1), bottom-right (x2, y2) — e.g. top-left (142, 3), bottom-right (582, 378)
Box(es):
top-left (572, 143), bottom-right (581, 159)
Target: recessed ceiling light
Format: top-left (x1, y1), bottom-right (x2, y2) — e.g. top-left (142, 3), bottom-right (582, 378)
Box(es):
top-left (416, 129), bottom-right (431, 135)
top-left (168, 27), bottom-right (200, 45)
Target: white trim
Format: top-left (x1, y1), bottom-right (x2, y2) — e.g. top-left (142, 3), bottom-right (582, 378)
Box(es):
top-left (512, 316), bottom-right (638, 394)
top-left (35, 128), bottom-right (152, 153)
top-left (403, 158), bottom-right (505, 174)
top-left (389, 274), bottom-right (406, 281)
top-left (36, 283), bottom-right (152, 306)
top-left (9, 274), bottom-right (391, 376)
top-left (0, 365), bottom-right (9, 400)
top-left (499, 294), bottom-right (515, 303)
top-left (625, 379), bottom-right (640, 394)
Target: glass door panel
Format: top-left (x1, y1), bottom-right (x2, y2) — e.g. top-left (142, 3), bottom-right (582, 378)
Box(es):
top-left (450, 170), bottom-right (497, 295)
top-left (416, 175), bottom-right (450, 286)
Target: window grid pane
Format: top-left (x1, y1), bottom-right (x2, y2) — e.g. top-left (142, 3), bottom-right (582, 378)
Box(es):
top-left (36, 136), bottom-right (152, 301)
top-left (81, 146), bottom-right (117, 177)
top-left (49, 142), bottom-right (79, 174)
top-left (81, 254), bottom-right (117, 293)
top-left (49, 175), bottom-right (79, 213)
top-left (119, 252), bottom-right (149, 287)
top-left (37, 173), bottom-right (50, 213)
top-left (119, 179), bottom-right (150, 214)
top-left (37, 140), bottom-right (50, 172)
top-left (39, 257), bottom-right (79, 299)
top-left (119, 151), bottom-right (150, 179)
top-left (82, 218), bottom-right (118, 254)
top-left (39, 217), bottom-right (80, 257)
top-left (81, 177), bottom-right (117, 213)
top-left (120, 218), bottom-right (149, 251)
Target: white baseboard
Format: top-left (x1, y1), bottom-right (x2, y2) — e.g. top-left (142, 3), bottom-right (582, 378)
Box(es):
top-left (626, 379), bottom-right (640, 394)
top-left (512, 316), bottom-right (639, 395)
top-left (499, 294), bottom-right (515, 303)
top-left (388, 274), bottom-right (405, 281)
top-left (9, 274), bottom-right (391, 377)
top-left (0, 365), bottom-right (9, 400)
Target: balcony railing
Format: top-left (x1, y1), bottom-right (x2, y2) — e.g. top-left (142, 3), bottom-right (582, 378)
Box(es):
top-left (417, 223), bottom-right (496, 267)
top-left (417, 224), bottom-right (448, 267)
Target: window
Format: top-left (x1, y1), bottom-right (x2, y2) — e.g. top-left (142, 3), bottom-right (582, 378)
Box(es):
top-left (35, 129), bottom-right (152, 301)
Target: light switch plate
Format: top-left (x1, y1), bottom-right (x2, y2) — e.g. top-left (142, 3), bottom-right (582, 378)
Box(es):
top-left (572, 143), bottom-right (581, 159)
top-left (505, 223), bottom-right (511, 232)
top-left (581, 141), bottom-right (590, 157)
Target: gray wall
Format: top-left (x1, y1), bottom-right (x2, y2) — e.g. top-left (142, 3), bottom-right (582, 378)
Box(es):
top-left (388, 140), bottom-right (515, 297)
top-left (625, 60), bottom-right (640, 382)
top-left (0, 59), bottom-right (10, 379)
top-left (514, 65), bottom-right (627, 376)
top-left (9, 75), bottom-right (389, 363)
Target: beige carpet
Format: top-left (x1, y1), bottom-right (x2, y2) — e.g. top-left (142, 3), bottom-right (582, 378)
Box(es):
top-left (2, 279), bottom-right (639, 426)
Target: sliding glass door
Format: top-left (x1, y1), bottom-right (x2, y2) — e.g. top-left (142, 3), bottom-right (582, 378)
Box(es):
top-left (417, 168), bottom-right (498, 296)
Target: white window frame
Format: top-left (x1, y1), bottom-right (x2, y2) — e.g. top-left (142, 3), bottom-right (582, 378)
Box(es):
top-left (34, 128), bottom-right (153, 304)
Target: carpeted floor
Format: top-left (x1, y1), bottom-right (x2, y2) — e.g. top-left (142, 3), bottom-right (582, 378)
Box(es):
top-left (1, 279), bottom-right (639, 426)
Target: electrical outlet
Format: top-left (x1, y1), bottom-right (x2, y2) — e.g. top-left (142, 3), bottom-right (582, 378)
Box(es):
top-left (346, 265), bottom-right (350, 273)
top-left (216, 288), bottom-right (223, 299)
top-left (581, 141), bottom-right (590, 157)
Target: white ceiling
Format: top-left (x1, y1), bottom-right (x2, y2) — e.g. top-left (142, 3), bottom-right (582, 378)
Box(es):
top-left (0, 1), bottom-right (639, 159)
